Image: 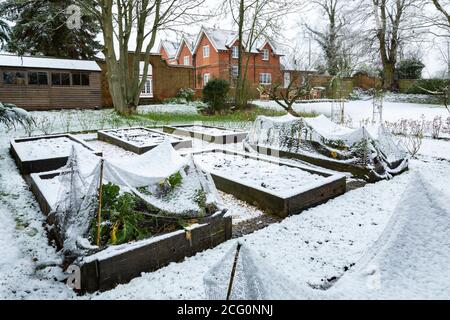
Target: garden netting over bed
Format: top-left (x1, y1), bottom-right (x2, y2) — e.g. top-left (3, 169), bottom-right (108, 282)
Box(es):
top-left (292, 172), bottom-right (450, 299)
top-left (244, 114), bottom-right (408, 181)
top-left (51, 140), bottom-right (223, 254)
top-left (203, 243), bottom-right (298, 300)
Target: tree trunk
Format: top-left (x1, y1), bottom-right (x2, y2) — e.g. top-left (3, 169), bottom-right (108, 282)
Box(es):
top-left (234, 0), bottom-right (245, 109)
top-left (382, 63), bottom-right (395, 91)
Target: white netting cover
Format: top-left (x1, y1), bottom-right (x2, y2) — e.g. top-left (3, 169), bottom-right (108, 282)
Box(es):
top-left (294, 173), bottom-right (450, 299)
top-left (51, 140), bottom-right (223, 254)
top-left (52, 146), bottom-right (101, 254)
top-left (204, 243), bottom-right (298, 300)
top-left (245, 114), bottom-right (408, 179)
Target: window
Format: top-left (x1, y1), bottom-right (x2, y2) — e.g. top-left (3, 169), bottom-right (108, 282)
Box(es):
top-left (140, 78), bottom-right (153, 97)
top-left (203, 45), bottom-right (210, 58)
top-left (232, 46), bottom-right (239, 59)
top-left (51, 73), bottom-right (70, 86)
top-left (231, 65), bottom-right (238, 79)
top-left (203, 73), bottom-right (210, 86)
top-left (72, 73), bottom-right (90, 86)
top-left (2, 71), bottom-right (26, 85)
top-left (259, 73), bottom-right (272, 85)
top-left (262, 48), bottom-right (269, 61)
top-left (183, 56), bottom-right (190, 66)
top-left (284, 72), bottom-right (291, 88)
top-left (139, 61), bottom-right (153, 97)
top-left (28, 72), bottom-right (48, 85)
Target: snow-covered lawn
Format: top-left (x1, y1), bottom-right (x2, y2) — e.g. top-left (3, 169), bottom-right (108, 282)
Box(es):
top-left (1, 103), bottom-right (450, 299)
top-left (255, 99), bottom-right (449, 123)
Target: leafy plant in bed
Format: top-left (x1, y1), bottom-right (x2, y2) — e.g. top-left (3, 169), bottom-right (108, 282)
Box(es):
top-left (89, 169), bottom-right (219, 247)
top-left (46, 141), bottom-right (223, 264)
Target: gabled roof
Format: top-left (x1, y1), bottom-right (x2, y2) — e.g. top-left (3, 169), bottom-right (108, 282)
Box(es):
top-left (174, 35), bottom-right (196, 60)
top-left (158, 40), bottom-right (180, 59)
top-left (0, 54), bottom-right (101, 71)
top-left (193, 27), bottom-right (238, 53)
top-left (192, 27), bottom-right (282, 56)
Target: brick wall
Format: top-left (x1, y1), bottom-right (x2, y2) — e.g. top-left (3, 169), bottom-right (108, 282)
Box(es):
top-left (99, 53), bottom-right (195, 107)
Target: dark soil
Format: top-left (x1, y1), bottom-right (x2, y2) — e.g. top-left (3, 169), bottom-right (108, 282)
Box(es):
top-left (232, 214), bottom-right (283, 238)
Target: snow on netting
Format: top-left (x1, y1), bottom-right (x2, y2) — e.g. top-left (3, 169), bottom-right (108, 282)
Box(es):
top-left (337, 172), bottom-right (450, 298)
top-left (203, 243), bottom-right (298, 300)
top-left (51, 140), bottom-right (223, 254)
top-left (52, 146), bottom-right (101, 253)
top-left (295, 173), bottom-right (450, 299)
top-left (245, 114), bottom-right (408, 179)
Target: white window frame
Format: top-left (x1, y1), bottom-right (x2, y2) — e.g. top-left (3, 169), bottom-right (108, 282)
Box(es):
top-left (259, 73), bottom-right (272, 85)
top-left (203, 45), bottom-right (210, 58)
top-left (140, 77), bottom-right (153, 97)
top-left (203, 73), bottom-right (210, 86)
top-left (232, 46), bottom-right (239, 59)
top-left (284, 72), bottom-right (291, 88)
top-left (262, 48), bottom-right (269, 61)
top-left (183, 55), bottom-right (190, 66)
top-left (139, 61), bottom-right (153, 98)
top-left (231, 65), bottom-right (238, 79)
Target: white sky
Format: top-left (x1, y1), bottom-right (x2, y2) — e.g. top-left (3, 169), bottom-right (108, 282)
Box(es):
top-left (1, 0), bottom-right (447, 77)
top-left (157, 0), bottom-right (449, 78)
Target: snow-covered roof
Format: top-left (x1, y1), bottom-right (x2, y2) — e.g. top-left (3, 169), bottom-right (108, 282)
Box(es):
top-left (174, 35), bottom-right (196, 60)
top-left (192, 27), bottom-right (282, 56)
top-left (159, 40), bottom-right (180, 59)
top-left (0, 54), bottom-right (101, 71)
top-left (203, 27), bottom-right (238, 51)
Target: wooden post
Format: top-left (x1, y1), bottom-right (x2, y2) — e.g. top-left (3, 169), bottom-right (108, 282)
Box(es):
top-left (96, 159), bottom-right (105, 246)
top-left (226, 243), bottom-right (242, 300)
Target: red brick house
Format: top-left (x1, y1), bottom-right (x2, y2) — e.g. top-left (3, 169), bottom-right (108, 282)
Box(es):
top-left (158, 40), bottom-right (179, 65)
top-left (191, 27), bottom-right (283, 90)
top-left (174, 35), bottom-right (195, 66)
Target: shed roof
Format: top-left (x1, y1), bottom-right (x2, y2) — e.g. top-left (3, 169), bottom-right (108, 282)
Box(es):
top-left (0, 54), bottom-right (101, 71)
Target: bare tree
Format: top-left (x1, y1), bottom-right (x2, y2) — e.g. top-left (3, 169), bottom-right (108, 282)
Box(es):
top-left (76, 0), bottom-right (207, 114)
top-left (370, 0), bottom-right (419, 91)
top-left (226, 0), bottom-right (305, 109)
top-left (431, 0), bottom-right (450, 28)
top-left (306, 0), bottom-right (346, 76)
top-left (263, 73), bottom-right (309, 116)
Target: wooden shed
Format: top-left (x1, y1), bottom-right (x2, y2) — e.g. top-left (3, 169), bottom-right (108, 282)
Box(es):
top-left (0, 54), bottom-right (102, 110)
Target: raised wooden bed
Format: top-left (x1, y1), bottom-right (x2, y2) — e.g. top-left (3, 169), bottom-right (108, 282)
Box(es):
top-left (97, 127), bottom-right (192, 154)
top-left (192, 149), bottom-right (346, 218)
top-left (245, 143), bottom-right (408, 182)
top-left (78, 212), bottom-right (231, 292)
top-left (29, 170), bottom-right (61, 215)
top-left (29, 170), bottom-right (232, 293)
top-left (10, 134), bottom-right (102, 175)
top-left (163, 124), bottom-right (248, 144)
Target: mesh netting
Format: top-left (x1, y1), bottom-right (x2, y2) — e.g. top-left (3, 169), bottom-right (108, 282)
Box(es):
top-left (204, 243), bottom-right (297, 300)
top-left (245, 114), bottom-right (408, 179)
top-left (53, 146), bottom-right (100, 254)
top-left (51, 140), bottom-right (223, 254)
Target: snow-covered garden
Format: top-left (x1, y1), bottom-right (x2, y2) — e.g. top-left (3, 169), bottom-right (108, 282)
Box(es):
top-left (1, 98), bottom-right (450, 299)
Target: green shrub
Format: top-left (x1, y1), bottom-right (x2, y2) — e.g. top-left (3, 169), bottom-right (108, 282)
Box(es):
top-left (202, 79), bottom-right (230, 113)
top-left (176, 88), bottom-right (195, 102)
top-left (397, 58), bottom-right (425, 80)
top-left (407, 78), bottom-right (450, 94)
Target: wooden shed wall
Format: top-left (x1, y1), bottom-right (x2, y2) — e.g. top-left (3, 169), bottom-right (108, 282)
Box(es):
top-left (0, 67), bottom-right (102, 110)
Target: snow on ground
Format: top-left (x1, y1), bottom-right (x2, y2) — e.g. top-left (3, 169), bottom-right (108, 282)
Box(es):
top-left (0, 136), bottom-right (75, 299)
top-left (418, 138), bottom-right (450, 161)
top-left (93, 159), bottom-right (450, 299)
top-left (255, 99), bottom-right (449, 123)
top-left (1, 102), bottom-right (450, 299)
top-left (138, 104), bottom-right (198, 115)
